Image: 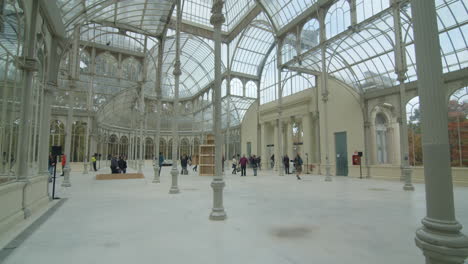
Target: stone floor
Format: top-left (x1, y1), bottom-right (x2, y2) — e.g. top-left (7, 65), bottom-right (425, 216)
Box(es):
top-left (2, 165), bottom-right (468, 264)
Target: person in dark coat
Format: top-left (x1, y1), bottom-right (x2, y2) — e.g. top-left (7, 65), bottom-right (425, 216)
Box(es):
top-left (294, 153), bottom-right (303, 180)
top-left (251, 155), bottom-right (258, 176)
top-left (110, 156), bottom-right (119, 174)
top-left (118, 156), bottom-right (127, 173)
top-left (180, 154), bottom-right (188, 174)
top-left (283, 154), bottom-right (290, 174)
top-left (239, 154), bottom-right (249, 176)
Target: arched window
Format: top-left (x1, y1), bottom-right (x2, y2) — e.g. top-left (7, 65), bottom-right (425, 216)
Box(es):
top-left (122, 57), bottom-right (141, 81)
top-left (375, 113), bottom-right (388, 164)
top-left (49, 120), bottom-right (65, 150)
top-left (71, 121), bottom-right (87, 162)
top-left (245, 81), bottom-right (257, 98)
top-left (180, 138), bottom-right (190, 157)
top-left (356, 0), bottom-right (388, 23)
top-left (145, 137), bottom-right (154, 160)
top-left (159, 138), bottom-right (167, 159)
top-left (95, 52), bottom-right (118, 77)
top-left (325, 0), bottom-right (351, 39)
top-left (282, 33), bottom-right (297, 63)
top-left (231, 78), bottom-right (243, 96)
top-left (193, 138), bottom-right (200, 156)
top-left (407, 97), bottom-right (423, 166)
top-left (108, 135), bottom-right (119, 157)
top-left (120, 136), bottom-right (129, 158)
top-left (168, 139), bottom-right (173, 160)
top-left (260, 47), bottom-right (278, 104)
top-left (448, 87), bottom-right (468, 167)
top-left (301, 19), bottom-right (320, 51)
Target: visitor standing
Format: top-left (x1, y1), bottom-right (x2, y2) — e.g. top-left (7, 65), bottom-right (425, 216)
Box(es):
top-left (181, 154), bottom-right (188, 175)
top-left (252, 155), bottom-right (258, 176)
top-left (91, 154), bottom-right (97, 171)
top-left (294, 153), bottom-right (303, 180)
top-left (110, 156), bottom-right (119, 174)
top-left (283, 154), bottom-right (290, 174)
top-left (270, 154), bottom-right (275, 168)
top-left (239, 154), bottom-right (248, 176)
top-left (232, 155), bottom-right (238, 174)
top-left (60, 154), bottom-right (66, 176)
top-left (159, 152), bottom-right (164, 175)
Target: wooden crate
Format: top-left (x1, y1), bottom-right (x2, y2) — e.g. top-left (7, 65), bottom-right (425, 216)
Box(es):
top-left (199, 165), bottom-right (215, 176)
top-left (206, 134), bottom-right (215, 144)
top-left (200, 155), bottom-right (215, 165)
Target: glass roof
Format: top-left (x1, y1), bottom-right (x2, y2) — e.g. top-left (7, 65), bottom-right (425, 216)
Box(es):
top-left (146, 33), bottom-right (225, 99)
top-left (289, 0), bottom-right (468, 92)
top-left (230, 12), bottom-right (275, 76)
top-left (260, 0), bottom-right (316, 30)
top-left (57, 0), bottom-right (173, 36)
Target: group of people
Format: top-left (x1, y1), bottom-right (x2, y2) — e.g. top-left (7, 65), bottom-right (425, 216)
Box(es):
top-left (110, 155), bottom-right (128, 174)
top-left (281, 153), bottom-right (303, 180)
top-left (231, 154), bottom-right (260, 176)
top-left (231, 153), bottom-right (303, 179)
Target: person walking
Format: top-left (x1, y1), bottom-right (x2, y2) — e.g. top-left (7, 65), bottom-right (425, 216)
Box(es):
top-left (231, 155), bottom-right (238, 174)
top-left (294, 153), bottom-right (303, 180)
top-left (270, 154), bottom-right (275, 168)
top-left (252, 155), bottom-right (258, 176)
top-left (91, 154), bottom-right (97, 171)
top-left (158, 152), bottom-right (164, 175)
top-left (60, 154), bottom-right (66, 176)
top-left (239, 154), bottom-right (248, 176)
top-left (283, 154), bottom-right (290, 174)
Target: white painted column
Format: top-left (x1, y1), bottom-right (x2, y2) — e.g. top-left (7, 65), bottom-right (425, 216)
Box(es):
top-left (209, 0), bottom-right (227, 220)
top-left (302, 114), bottom-right (312, 173)
top-left (169, 0), bottom-right (181, 194)
top-left (393, 0), bottom-right (414, 190)
top-left (0, 55), bottom-right (10, 175)
top-left (319, 10), bottom-right (332, 182)
top-left (38, 88), bottom-right (53, 177)
top-left (411, 0), bottom-right (468, 262)
top-left (260, 122), bottom-right (268, 169)
top-left (273, 122), bottom-right (278, 171)
top-left (286, 119), bottom-right (294, 159)
top-left (16, 1), bottom-right (39, 184)
top-left (276, 38), bottom-right (284, 176)
top-left (61, 92), bottom-right (73, 187)
top-left (153, 38), bottom-right (164, 183)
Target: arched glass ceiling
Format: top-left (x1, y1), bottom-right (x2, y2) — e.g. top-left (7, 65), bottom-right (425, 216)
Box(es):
top-left (0, 1), bottom-right (23, 57)
top-left (289, 0), bottom-right (468, 92)
top-left (57, 0), bottom-right (173, 36)
top-left (260, 0), bottom-right (317, 30)
top-left (230, 12), bottom-right (275, 76)
top-left (182, 0), bottom-right (255, 32)
top-left (146, 33), bottom-right (225, 99)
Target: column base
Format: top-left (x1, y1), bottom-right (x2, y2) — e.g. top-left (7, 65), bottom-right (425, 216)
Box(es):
top-left (83, 162), bottom-right (88, 174)
top-left (402, 166), bottom-right (414, 191)
top-left (209, 209), bottom-right (227, 221)
top-left (210, 179), bottom-right (226, 221)
top-left (152, 166), bottom-right (160, 183)
top-left (61, 166), bottom-right (72, 187)
top-left (415, 218), bottom-right (468, 264)
top-left (169, 168), bottom-right (179, 194)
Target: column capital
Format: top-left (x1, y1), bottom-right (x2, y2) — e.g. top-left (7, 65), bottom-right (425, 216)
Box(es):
top-left (210, 0), bottom-right (225, 26)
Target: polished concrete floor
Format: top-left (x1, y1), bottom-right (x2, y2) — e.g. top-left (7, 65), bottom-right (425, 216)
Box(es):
top-left (2, 165), bottom-right (468, 264)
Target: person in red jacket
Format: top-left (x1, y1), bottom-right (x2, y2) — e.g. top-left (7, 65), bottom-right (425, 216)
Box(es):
top-left (239, 154), bottom-right (249, 176)
top-left (60, 154), bottom-right (67, 176)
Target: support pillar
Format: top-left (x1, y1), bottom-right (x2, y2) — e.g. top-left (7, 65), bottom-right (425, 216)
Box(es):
top-left (38, 88), bottom-right (53, 177)
top-left (153, 38), bottom-right (164, 183)
top-left (260, 122), bottom-right (268, 169)
top-left (169, 0), bottom-right (182, 194)
top-left (302, 114), bottom-right (312, 170)
top-left (209, 0), bottom-right (227, 220)
top-left (411, 0), bottom-right (468, 262)
top-left (286, 118), bottom-right (294, 158)
top-left (61, 92), bottom-right (73, 187)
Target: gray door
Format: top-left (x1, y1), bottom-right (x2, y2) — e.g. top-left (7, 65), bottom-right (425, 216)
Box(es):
top-left (334, 132), bottom-right (348, 176)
